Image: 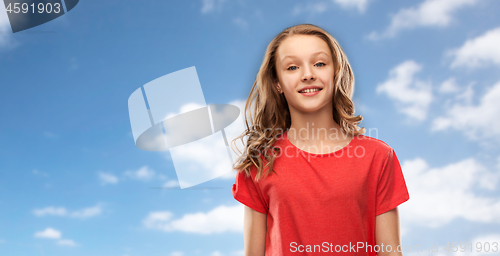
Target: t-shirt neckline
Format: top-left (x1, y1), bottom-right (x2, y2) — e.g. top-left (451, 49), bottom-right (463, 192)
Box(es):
top-left (283, 130), bottom-right (358, 157)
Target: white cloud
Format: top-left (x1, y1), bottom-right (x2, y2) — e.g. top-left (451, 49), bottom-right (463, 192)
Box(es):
top-left (201, 0), bottom-right (228, 14)
top-left (292, 0), bottom-right (370, 15)
top-left (438, 78), bottom-right (476, 105)
top-left (497, 156), bottom-right (500, 170)
top-left (439, 77), bottom-right (460, 94)
top-left (453, 82), bottom-right (475, 105)
top-left (292, 2), bottom-right (329, 16)
top-left (57, 239), bottom-right (78, 247)
top-left (98, 172), bottom-right (119, 185)
top-left (231, 250), bottom-right (244, 256)
top-left (447, 27), bottom-right (500, 69)
top-left (69, 205), bottom-right (102, 219)
top-left (33, 207), bottom-right (67, 217)
top-left (170, 251), bottom-right (184, 256)
top-left (376, 60), bottom-right (433, 121)
top-left (143, 204), bottom-right (243, 234)
top-left (124, 166), bottom-right (156, 181)
top-left (232, 17), bottom-right (248, 29)
top-left (368, 0), bottom-right (479, 40)
top-left (34, 228), bottom-right (79, 247)
top-left (34, 228), bottom-right (61, 239)
top-left (332, 0), bottom-right (371, 12)
top-left (163, 180), bottom-right (180, 188)
top-left (399, 157), bottom-right (500, 230)
top-left (168, 132), bottom-right (235, 187)
top-left (33, 204), bottom-right (102, 219)
top-left (432, 80), bottom-right (500, 142)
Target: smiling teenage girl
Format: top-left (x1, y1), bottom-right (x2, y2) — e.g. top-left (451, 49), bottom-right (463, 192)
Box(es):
top-left (231, 24), bottom-right (410, 256)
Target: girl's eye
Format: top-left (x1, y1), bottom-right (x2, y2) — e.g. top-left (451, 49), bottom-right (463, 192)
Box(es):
top-left (286, 62), bottom-right (325, 71)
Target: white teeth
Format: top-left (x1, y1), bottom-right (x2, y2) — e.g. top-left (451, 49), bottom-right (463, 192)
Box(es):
top-left (300, 88), bottom-right (321, 93)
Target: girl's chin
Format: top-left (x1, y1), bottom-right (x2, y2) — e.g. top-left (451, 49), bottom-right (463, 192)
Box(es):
top-left (290, 105), bottom-right (329, 114)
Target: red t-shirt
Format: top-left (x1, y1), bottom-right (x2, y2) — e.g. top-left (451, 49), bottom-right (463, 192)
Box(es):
top-left (232, 131), bottom-right (410, 255)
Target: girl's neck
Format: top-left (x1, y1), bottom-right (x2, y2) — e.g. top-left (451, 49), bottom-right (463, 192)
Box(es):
top-left (287, 107), bottom-right (349, 145)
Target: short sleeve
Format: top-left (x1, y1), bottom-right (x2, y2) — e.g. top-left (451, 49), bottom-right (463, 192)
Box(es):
top-left (232, 169), bottom-right (268, 214)
top-left (375, 148), bottom-right (410, 216)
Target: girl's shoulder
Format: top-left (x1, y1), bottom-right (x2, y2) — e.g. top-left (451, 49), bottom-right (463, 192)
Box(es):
top-left (354, 134), bottom-right (394, 153)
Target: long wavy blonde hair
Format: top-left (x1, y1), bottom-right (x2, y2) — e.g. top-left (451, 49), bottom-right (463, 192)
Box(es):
top-left (231, 23), bottom-right (366, 182)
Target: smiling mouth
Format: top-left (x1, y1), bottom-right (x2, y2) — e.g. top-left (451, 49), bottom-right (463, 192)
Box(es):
top-left (299, 88), bottom-right (322, 93)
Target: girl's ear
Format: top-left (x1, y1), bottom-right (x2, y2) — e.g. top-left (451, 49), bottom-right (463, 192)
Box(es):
top-left (275, 82), bottom-right (282, 93)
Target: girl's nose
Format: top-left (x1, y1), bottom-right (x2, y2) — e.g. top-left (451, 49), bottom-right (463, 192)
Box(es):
top-left (301, 66), bottom-right (316, 81)
top-left (302, 72), bottom-right (316, 82)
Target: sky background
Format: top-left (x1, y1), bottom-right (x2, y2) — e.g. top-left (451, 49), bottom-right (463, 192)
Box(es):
top-left (1, 0), bottom-right (500, 255)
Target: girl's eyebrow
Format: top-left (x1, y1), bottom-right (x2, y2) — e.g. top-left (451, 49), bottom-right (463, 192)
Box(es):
top-left (281, 51), bottom-right (330, 62)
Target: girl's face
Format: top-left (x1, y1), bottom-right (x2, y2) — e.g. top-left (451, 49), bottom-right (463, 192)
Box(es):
top-left (275, 35), bottom-right (335, 115)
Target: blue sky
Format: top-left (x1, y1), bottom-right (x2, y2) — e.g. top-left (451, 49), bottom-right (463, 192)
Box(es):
top-left (1, 0), bottom-right (500, 255)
